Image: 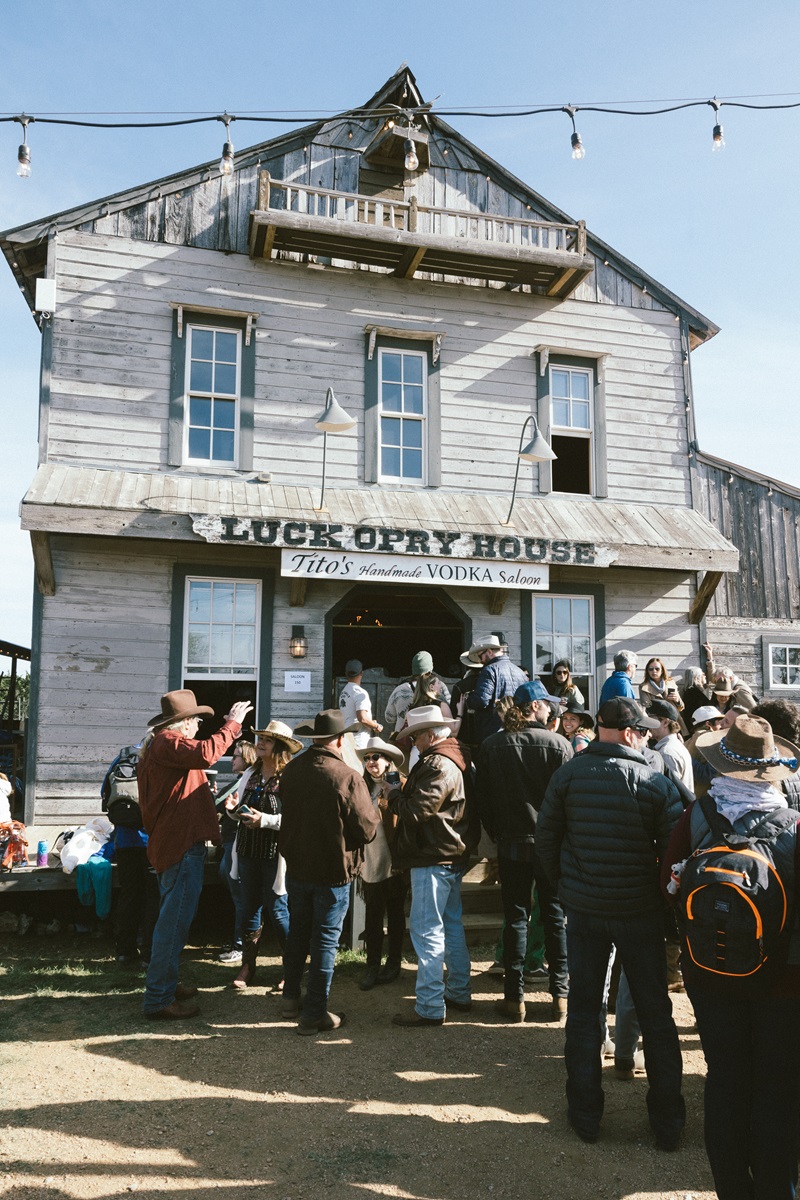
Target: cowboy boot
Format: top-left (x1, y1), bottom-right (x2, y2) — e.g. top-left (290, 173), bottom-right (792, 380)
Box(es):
top-left (666, 941), bottom-right (684, 993)
top-left (232, 927), bottom-right (261, 990)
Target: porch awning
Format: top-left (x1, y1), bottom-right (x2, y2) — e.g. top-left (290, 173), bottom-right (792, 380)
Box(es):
top-left (21, 464), bottom-right (739, 576)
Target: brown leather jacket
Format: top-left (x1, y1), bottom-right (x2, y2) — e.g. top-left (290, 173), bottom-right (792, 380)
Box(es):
top-left (278, 745), bottom-right (379, 886)
top-left (390, 738), bottom-right (479, 870)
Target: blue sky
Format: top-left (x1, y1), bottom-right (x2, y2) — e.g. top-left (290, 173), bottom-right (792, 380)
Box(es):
top-left (1, 0), bottom-right (798, 649)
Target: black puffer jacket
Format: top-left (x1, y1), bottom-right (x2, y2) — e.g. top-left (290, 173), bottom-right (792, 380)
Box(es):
top-left (537, 740), bottom-right (683, 916)
top-left (476, 723), bottom-right (573, 844)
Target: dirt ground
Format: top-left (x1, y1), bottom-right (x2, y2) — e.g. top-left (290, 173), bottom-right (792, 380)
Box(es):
top-left (0, 933), bottom-right (717, 1200)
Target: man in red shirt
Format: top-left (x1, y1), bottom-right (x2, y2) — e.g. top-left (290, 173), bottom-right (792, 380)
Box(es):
top-left (138, 690), bottom-right (252, 1019)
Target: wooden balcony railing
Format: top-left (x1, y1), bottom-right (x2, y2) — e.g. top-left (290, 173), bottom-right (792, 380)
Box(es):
top-left (250, 172), bottom-right (592, 297)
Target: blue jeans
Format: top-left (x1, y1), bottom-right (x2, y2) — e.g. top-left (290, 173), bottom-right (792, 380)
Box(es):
top-left (218, 840), bottom-right (244, 950)
top-left (143, 841), bottom-right (206, 1014)
top-left (409, 864), bottom-right (471, 1020)
top-left (238, 855), bottom-right (289, 949)
top-left (688, 986), bottom-right (800, 1200)
top-left (615, 969), bottom-right (641, 1063)
top-left (283, 878), bottom-right (350, 1021)
top-left (564, 908), bottom-right (684, 1143)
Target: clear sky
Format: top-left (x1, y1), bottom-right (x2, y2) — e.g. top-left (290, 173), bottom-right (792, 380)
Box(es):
top-left (1, 0), bottom-right (798, 650)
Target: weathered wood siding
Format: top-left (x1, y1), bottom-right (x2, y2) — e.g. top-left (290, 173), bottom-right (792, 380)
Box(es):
top-left (71, 113), bottom-right (669, 313)
top-left (694, 457), bottom-right (800, 621)
top-left (48, 230), bottom-right (691, 506)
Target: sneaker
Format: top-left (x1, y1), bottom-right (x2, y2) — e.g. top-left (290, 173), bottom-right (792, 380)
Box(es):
top-left (603, 1034), bottom-right (615, 1058)
top-left (523, 965), bottom-right (549, 983)
top-left (216, 946), bottom-right (243, 964)
top-left (634, 1048), bottom-right (645, 1071)
top-left (487, 960), bottom-right (504, 976)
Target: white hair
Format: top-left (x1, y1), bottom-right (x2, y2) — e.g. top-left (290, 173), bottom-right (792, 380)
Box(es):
top-left (429, 725), bottom-right (452, 740)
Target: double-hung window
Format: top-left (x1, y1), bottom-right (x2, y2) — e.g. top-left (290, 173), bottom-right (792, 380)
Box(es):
top-left (185, 326), bottom-right (240, 464)
top-left (378, 348), bottom-right (426, 482)
top-left (536, 351), bottom-right (607, 498)
top-left (534, 594), bottom-right (596, 709)
top-left (181, 576), bottom-right (261, 728)
top-left (763, 639), bottom-right (800, 691)
top-left (168, 308), bottom-right (256, 471)
top-left (364, 333), bottom-right (441, 487)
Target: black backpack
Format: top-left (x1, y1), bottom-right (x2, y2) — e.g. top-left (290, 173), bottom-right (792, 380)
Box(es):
top-left (679, 793), bottom-right (797, 987)
top-left (101, 746), bottom-right (143, 830)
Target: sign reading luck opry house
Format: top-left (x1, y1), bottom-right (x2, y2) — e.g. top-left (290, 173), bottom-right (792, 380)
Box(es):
top-left (193, 515), bottom-right (610, 591)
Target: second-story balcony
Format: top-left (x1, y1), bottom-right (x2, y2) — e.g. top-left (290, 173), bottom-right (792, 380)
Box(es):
top-left (249, 173), bottom-right (593, 298)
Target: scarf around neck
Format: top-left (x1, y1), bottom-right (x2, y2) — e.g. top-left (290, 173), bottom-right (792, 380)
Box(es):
top-left (708, 775), bottom-right (787, 824)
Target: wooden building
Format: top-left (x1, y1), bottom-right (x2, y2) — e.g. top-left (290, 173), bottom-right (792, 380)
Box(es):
top-left (1, 66), bottom-right (744, 828)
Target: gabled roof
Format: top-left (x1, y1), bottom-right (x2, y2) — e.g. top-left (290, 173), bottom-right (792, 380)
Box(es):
top-left (0, 65), bottom-right (718, 343)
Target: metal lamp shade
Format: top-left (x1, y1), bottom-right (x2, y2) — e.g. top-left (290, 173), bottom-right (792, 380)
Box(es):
top-left (519, 426), bottom-right (557, 462)
top-left (315, 387), bottom-right (357, 433)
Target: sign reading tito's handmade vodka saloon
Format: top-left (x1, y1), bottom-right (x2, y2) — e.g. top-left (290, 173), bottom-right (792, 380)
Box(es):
top-left (280, 548), bottom-right (549, 590)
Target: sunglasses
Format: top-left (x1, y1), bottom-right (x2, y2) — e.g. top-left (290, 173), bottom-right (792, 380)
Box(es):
top-left (554, 669), bottom-right (568, 676)
top-left (363, 754), bottom-right (385, 763)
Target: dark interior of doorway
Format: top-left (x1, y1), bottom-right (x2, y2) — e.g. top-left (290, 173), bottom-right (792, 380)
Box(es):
top-left (330, 584), bottom-right (468, 702)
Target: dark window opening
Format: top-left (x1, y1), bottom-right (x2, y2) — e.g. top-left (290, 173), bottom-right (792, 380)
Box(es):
top-left (551, 435), bottom-right (591, 495)
top-left (183, 679), bottom-right (258, 740)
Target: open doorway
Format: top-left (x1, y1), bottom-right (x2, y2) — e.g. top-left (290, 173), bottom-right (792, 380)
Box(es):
top-left (326, 584), bottom-right (471, 722)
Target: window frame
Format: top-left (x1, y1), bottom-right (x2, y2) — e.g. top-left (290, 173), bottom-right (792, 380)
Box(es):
top-left (169, 563), bottom-right (274, 728)
top-left (376, 345), bottom-right (428, 485)
top-left (761, 635), bottom-right (800, 693)
top-left (521, 582), bottom-right (606, 715)
top-left (535, 351), bottom-right (607, 498)
top-left (182, 575), bottom-right (261, 681)
top-left (365, 334), bottom-right (441, 487)
top-left (169, 309), bottom-right (255, 471)
top-left (182, 324), bottom-right (242, 467)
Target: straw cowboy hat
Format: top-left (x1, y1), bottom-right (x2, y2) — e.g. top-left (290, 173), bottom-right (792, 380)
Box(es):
top-left (355, 737), bottom-right (404, 766)
top-left (148, 689), bottom-right (214, 731)
top-left (293, 709), bottom-right (360, 740)
top-left (459, 644), bottom-right (484, 668)
top-left (695, 713), bottom-right (800, 783)
top-left (253, 720), bottom-right (303, 755)
top-left (401, 704), bottom-right (461, 738)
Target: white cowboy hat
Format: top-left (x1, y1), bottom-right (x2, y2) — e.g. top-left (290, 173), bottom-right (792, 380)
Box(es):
top-left (355, 737), bottom-right (404, 766)
top-left (253, 720), bottom-right (303, 755)
top-left (401, 704), bottom-right (461, 738)
top-left (459, 644), bottom-right (484, 668)
top-left (472, 634), bottom-right (503, 654)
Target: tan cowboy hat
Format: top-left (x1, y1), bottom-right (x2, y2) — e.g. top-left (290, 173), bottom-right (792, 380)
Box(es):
top-left (695, 713), bottom-right (800, 783)
top-left (459, 644), bottom-right (484, 668)
top-left (148, 689), bottom-right (214, 731)
top-left (293, 709), bottom-right (360, 740)
top-left (355, 737), bottom-right (404, 766)
top-left (253, 720), bottom-right (303, 755)
top-left (401, 704), bottom-right (461, 738)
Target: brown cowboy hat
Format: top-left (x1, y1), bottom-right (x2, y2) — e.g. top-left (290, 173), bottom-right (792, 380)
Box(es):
top-left (695, 713), bottom-right (800, 782)
top-left (293, 709), bottom-right (360, 740)
top-left (148, 689), bottom-right (214, 731)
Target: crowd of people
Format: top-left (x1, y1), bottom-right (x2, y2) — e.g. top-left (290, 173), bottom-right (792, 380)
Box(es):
top-left (122, 634), bottom-right (800, 1199)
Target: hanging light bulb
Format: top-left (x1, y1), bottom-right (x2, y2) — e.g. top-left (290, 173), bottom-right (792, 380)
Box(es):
top-left (564, 106), bottom-right (585, 160)
top-left (218, 114), bottom-right (235, 176)
top-left (15, 116), bottom-right (31, 178)
top-left (710, 99), bottom-right (725, 151)
top-left (403, 138), bottom-right (419, 171)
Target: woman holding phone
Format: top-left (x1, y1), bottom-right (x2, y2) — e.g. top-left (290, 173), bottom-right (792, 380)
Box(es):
top-left (230, 720), bottom-right (302, 989)
top-left (355, 737), bottom-right (408, 990)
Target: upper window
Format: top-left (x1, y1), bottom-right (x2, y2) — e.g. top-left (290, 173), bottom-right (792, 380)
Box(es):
top-left (534, 594), bottom-right (595, 709)
top-left (549, 365), bottom-right (593, 495)
top-left (168, 309), bottom-right (255, 472)
top-left (185, 326), bottom-right (241, 465)
top-left (364, 334), bottom-right (441, 487)
top-left (378, 348), bottom-right (426, 482)
top-left (768, 643), bottom-right (800, 689)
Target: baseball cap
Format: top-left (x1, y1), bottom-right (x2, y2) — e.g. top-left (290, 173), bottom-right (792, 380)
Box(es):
top-left (514, 680), bottom-right (562, 707)
top-left (647, 699), bottom-right (680, 723)
top-left (345, 659), bottom-right (363, 677)
top-left (597, 697), bottom-right (659, 731)
top-left (692, 705), bottom-right (724, 728)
